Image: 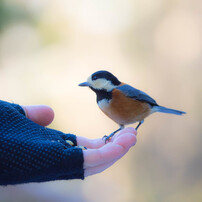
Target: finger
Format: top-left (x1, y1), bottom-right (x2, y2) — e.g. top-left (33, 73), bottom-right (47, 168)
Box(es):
top-left (84, 133), bottom-right (137, 176)
top-left (111, 127), bottom-right (137, 141)
top-left (77, 127), bottom-right (137, 149)
top-left (77, 136), bottom-right (105, 149)
top-left (83, 132), bottom-right (136, 168)
top-left (21, 105), bottom-right (54, 126)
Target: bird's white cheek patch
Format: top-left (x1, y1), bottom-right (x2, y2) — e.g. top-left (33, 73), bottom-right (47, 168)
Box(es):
top-left (87, 77), bottom-right (116, 92)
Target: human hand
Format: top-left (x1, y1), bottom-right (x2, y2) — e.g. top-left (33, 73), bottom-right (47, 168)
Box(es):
top-left (77, 128), bottom-right (137, 177)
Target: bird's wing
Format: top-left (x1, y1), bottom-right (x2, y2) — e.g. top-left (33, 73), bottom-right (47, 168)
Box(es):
top-left (117, 84), bottom-right (158, 106)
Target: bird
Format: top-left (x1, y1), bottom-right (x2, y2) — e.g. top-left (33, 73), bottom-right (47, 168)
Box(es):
top-left (79, 70), bottom-right (186, 143)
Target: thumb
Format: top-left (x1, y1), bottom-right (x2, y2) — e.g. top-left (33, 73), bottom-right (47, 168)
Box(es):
top-left (21, 105), bottom-right (54, 126)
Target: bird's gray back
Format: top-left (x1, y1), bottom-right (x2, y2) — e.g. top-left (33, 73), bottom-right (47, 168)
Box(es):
top-left (117, 84), bottom-right (158, 106)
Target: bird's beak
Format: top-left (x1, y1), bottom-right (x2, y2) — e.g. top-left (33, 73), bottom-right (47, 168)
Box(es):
top-left (78, 82), bottom-right (90, 87)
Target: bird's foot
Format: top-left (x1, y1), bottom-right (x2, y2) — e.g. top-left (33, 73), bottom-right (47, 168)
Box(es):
top-left (102, 125), bottom-right (124, 144)
top-left (102, 135), bottom-right (112, 144)
top-left (102, 132), bottom-right (115, 144)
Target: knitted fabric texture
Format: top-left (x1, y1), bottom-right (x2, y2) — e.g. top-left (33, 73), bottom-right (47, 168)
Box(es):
top-left (0, 100), bottom-right (84, 185)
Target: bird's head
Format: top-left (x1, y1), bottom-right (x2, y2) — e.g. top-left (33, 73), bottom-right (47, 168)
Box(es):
top-left (79, 70), bottom-right (121, 92)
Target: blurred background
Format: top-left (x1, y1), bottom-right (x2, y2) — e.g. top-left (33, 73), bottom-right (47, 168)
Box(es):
top-left (0, 0), bottom-right (201, 201)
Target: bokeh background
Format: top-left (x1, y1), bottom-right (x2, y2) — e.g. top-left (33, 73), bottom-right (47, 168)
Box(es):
top-left (0, 0), bottom-right (201, 201)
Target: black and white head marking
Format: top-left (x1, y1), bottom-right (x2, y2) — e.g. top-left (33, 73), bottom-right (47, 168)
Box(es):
top-left (87, 70), bottom-right (121, 92)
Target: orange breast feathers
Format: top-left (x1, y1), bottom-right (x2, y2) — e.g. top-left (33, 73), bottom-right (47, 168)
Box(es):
top-left (98, 88), bottom-right (152, 125)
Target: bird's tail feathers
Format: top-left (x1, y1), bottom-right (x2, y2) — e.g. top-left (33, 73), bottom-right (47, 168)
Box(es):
top-left (152, 106), bottom-right (186, 115)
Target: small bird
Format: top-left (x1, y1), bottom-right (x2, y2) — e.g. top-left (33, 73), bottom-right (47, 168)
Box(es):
top-left (79, 70), bottom-right (186, 143)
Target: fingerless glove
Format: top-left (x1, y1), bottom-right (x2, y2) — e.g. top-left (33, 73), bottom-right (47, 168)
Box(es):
top-left (0, 100), bottom-right (84, 185)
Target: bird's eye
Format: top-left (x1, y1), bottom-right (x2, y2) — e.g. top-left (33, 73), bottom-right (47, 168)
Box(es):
top-left (92, 75), bottom-right (97, 80)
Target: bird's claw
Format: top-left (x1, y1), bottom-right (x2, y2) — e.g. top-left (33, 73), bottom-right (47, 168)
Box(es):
top-left (102, 135), bottom-right (112, 144)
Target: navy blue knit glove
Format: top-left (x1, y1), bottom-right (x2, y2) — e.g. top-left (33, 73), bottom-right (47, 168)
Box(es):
top-left (0, 100), bottom-right (84, 185)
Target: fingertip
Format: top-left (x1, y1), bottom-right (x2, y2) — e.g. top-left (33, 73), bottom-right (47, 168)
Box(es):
top-left (114, 132), bottom-right (137, 150)
top-left (125, 127), bottom-right (137, 135)
top-left (112, 127), bottom-right (137, 141)
top-left (121, 127), bottom-right (137, 135)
